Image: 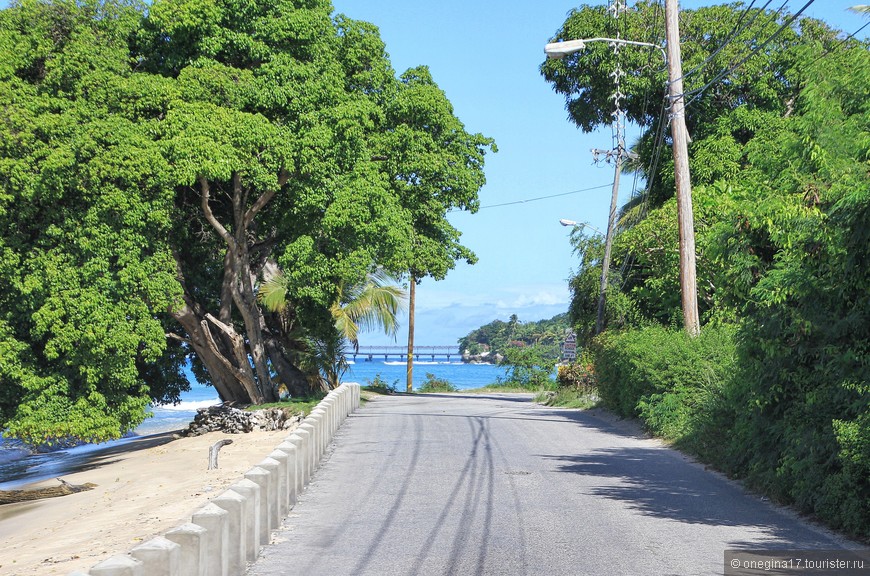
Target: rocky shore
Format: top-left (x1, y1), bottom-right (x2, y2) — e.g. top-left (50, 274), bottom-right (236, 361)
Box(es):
top-left (181, 404), bottom-right (303, 436)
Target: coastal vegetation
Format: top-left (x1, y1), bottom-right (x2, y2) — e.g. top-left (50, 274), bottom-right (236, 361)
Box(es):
top-left (458, 313), bottom-right (570, 361)
top-left (542, 2), bottom-right (869, 538)
top-left (417, 373), bottom-right (458, 393)
top-left (0, 0), bottom-right (493, 444)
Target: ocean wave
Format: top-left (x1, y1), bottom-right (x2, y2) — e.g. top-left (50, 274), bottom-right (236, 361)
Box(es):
top-left (383, 360), bottom-right (462, 366)
top-left (150, 399), bottom-right (220, 412)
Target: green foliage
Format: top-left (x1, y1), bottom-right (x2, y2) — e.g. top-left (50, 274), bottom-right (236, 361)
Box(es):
top-left (498, 345), bottom-right (557, 390)
top-left (362, 374), bottom-right (399, 395)
top-left (556, 360), bottom-right (597, 395)
top-left (591, 325), bottom-right (737, 438)
top-left (417, 373), bottom-right (457, 393)
top-left (546, 2), bottom-right (869, 538)
top-left (244, 398), bottom-right (320, 416)
top-left (536, 387), bottom-right (599, 410)
top-left (459, 313), bottom-right (570, 359)
top-left (0, 0), bottom-right (492, 441)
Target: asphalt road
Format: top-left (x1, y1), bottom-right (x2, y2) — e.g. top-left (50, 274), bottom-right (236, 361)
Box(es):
top-left (248, 393), bottom-right (857, 576)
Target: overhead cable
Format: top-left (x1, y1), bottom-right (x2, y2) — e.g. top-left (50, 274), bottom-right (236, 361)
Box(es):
top-left (683, 0), bottom-right (816, 107)
top-left (463, 183), bottom-right (614, 211)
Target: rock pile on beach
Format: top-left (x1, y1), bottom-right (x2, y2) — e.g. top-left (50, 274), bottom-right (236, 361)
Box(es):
top-left (182, 404), bottom-right (302, 437)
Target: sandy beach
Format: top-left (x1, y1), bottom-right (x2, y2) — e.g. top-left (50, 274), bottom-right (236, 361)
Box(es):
top-left (0, 427), bottom-right (290, 576)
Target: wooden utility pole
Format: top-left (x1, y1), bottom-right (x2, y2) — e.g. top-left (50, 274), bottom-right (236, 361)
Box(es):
top-left (595, 148), bottom-right (624, 335)
top-left (664, 0), bottom-right (700, 336)
top-left (406, 277), bottom-right (415, 392)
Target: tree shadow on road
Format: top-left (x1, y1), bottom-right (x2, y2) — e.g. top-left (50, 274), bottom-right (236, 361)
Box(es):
top-left (544, 447), bottom-right (845, 549)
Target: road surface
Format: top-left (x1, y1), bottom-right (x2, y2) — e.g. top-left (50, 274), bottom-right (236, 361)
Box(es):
top-left (248, 393), bottom-right (858, 575)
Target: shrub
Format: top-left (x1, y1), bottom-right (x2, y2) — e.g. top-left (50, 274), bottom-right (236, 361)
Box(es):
top-left (591, 324), bottom-right (738, 444)
top-left (499, 345), bottom-right (556, 389)
top-left (418, 373), bottom-right (457, 393)
top-left (556, 361), bottom-right (597, 394)
top-left (363, 374), bottom-right (398, 394)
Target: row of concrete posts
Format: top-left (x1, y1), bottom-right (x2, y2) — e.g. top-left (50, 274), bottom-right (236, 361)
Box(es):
top-left (68, 382), bottom-right (361, 576)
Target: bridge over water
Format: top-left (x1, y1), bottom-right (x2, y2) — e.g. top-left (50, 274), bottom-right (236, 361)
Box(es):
top-left (352, 345), bottom-right (461, 361)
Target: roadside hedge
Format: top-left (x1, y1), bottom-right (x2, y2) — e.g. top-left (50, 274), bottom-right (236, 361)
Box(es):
top-left (590, 324), bottom-right (869, 542)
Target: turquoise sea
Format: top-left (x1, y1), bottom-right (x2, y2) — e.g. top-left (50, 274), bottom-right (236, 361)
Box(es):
top-left (0, 360), bottom-right (504, 489)
top-left (345, 358), bottom-right (504, 391)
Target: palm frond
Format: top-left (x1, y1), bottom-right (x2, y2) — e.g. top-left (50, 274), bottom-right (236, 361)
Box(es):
top-left (258, 272), bottom-right (289, 313)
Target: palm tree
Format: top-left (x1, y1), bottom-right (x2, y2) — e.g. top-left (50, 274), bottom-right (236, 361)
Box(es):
top-left (850, 5), bottom-right (870, 13)
top-left (259, 268), bottom-right (407, 387)
top-left (331, 269), bottom-right (406, 351)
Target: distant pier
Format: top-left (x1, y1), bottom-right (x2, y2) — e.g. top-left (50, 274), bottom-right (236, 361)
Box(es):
top-left (353, 346), bottom-right (460, 362)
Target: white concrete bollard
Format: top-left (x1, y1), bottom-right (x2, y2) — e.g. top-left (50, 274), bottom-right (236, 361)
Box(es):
top-left (286, 433), bottom-right (308, 491)
top-left (338, 386), bottom-right (349, 418)
top-left (228, 479), bottom-right (261, 562)
top-left (88, 554), bottom-right (144, 576)
top-left (276, 441), bottom-right (299, 505)
top-left (312, 412), bottom-right (327, 463)
top-left (244, 466), bottom-right (273, 545)
top-left (298, 422), bottom-right (317, 473)
top-left (191, 503), bottom-right (229, 576)
top-left (348, 383), bottom-right (358, 413)
top-left (268, 446), bottom-right (296, 518)
top-left (310, 410), bottom-right (328, 455)
top-left (257, 457), bottom-right (282, 529)
top-left (267, 449), bottom-right (291, 515)
top-left (211, 490), bottom-right (247, 576)
top-left (130, 536), bottom-right (180, 576)
top-left (323, 393), bottom-right (339, 428)
top-left (319, 399), bottom-right (336, 437)
top-left (164, 523), bottom-right (208, 576)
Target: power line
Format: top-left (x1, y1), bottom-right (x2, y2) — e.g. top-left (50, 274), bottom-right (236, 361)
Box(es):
top-left (679, 0), bottom-right (772, 83)
top-left (461, 183), bottom-right (614, 211)
top-left (806, 20), bottom-right (870, 67)
top-left (684, 0), bottom-right (816, 107)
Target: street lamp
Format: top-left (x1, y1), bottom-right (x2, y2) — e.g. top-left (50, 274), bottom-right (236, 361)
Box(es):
top-left (546, 36), bottom-right (662, 335)
top-left (559, 219), bottom-right (604, 235)
top-left (546, 28), bottom-right (700, 336)
top-left (545, 37), bottom-right (666, 64)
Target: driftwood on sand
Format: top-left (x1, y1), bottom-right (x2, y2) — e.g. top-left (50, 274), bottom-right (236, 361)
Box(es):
top-left (208, 438), bottom-right (233, 470)
top-left (0, 478), bottom-right (97, 505)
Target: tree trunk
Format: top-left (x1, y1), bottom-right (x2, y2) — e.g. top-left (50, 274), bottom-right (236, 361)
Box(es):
top-left (171, 254), bottom-right (258, 404)
top-left (406, 276), bottom-right (416, 393)
top-left (198, 174), bottom-right (279, 403)
top-left (167, 170), bottom-right (298, 406)
top-left (263, 334), bottom-right (312, 398)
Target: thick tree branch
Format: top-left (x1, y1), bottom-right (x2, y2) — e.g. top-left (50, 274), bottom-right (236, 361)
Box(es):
top-left (243, 167), bottom-right (289, 229)
top-left (165, 332), bottom-right (191, 345)
top-left (199, 176), bottom-right (237, 251)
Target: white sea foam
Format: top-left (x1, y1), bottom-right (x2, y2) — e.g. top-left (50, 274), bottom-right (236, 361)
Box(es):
top-left (150, 399), bottom-right (220, 412)
top-left (382, 360), bottom-right (466, 366)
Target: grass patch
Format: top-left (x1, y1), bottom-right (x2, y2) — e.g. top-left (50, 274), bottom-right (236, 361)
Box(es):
top-left (535, 388), bottom-right (600, 409)
top-left (462, 382), bottom-right (545, 394)
top-left (243, 397), bottom-right (322, 416)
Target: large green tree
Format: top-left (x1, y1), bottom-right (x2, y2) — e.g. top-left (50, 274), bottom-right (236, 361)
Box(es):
top-left (0, 0), bottom-right (492, 443)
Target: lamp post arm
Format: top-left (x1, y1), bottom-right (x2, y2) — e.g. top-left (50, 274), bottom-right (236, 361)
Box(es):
top-left (545, 37), bottom-right (666, 65)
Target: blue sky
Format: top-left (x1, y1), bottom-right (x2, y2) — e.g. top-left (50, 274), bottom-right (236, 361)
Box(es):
top-left (330, 0), bottom-right (868, 347)
top-left (1, 0), bottom-right (866, 347)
